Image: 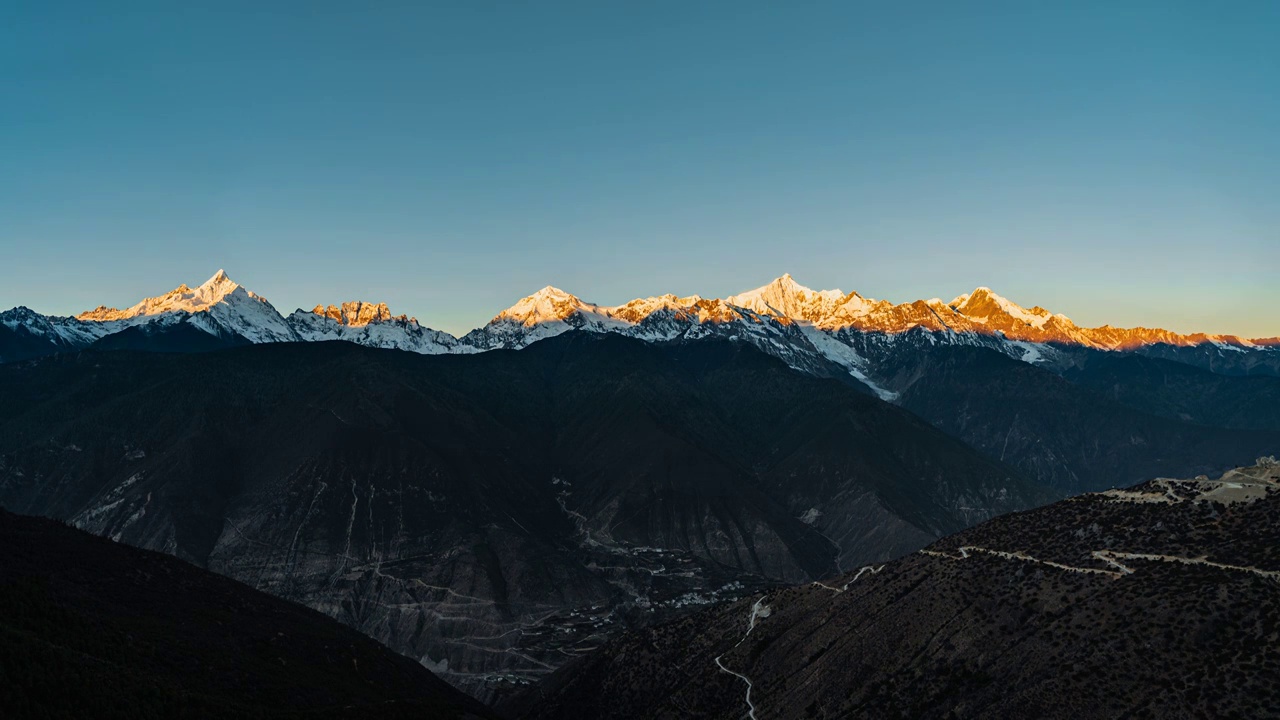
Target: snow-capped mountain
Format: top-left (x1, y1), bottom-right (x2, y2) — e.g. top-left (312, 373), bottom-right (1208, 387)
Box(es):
top-left (288, 301), bottom-right (470, 354)
top-left (452, 275), bottom-right (1280, 395)
top-left (0, 305), bottom-right (114, 348)
top-left (3, 269), bottom-right (1276, 392)
top-left (458, 281), bottom-right (884, 391)
top-left (0, 270), bottom-right (296, 359)
top-left (79, 269), bottom-right (298, 344)
top-left (462, 286), bottom-right (630, 350)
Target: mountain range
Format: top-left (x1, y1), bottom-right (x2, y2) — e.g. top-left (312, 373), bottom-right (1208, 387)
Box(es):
top-left (4, 271), bottom-right (1279, 395)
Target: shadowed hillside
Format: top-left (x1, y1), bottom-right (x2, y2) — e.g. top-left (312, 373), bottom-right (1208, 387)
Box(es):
top-left (0, 509), bottom-right (495, 719)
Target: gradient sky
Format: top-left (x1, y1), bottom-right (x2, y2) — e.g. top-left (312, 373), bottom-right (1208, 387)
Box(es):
top-left (3, 1), bottom-right (1277, 337)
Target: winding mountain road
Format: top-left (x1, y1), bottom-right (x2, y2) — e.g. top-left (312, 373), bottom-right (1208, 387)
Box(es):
top-left (920, 545), bottom-right (1280, 581)
top-left (714, 596), bottom-right (771, 720)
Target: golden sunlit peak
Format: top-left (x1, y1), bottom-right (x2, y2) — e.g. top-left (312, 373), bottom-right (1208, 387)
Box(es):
top-left (199, 269), bottom-right (237, 292)
top-left (490, 285), bottom-right (597, 326)
top-left (531, 285), bottom-right (574, 299)
top-left (726, 274), bottom-right (848, 321)
top-left (73, 268), bottom-right (263, 323)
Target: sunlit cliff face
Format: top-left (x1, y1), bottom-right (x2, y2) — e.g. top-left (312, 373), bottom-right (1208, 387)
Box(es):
top-left (311, 301), bottom-right (414, 327)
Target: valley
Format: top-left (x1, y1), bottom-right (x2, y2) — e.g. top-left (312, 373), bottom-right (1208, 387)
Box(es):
top-left (0, 334), bottom-right (1047, 699)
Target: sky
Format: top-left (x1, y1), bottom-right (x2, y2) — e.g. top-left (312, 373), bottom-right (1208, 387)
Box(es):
top-left (2, 1), bottom-right (1278, 337)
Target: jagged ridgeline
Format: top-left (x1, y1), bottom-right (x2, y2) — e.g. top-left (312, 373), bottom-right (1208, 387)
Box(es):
top-left (4, 270), bottom-right (1279, 381)
top-left (511, 461), bottom-right (1280, 719)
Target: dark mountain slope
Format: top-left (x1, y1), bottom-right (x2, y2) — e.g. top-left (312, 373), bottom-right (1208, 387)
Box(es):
top-left (88, 321), bottom-right (248, 354)
top-left (1135, 341), bottom-right (1280, 377)
top-left (1061, 351), bottom-right (1280, 431)
top-left (0, 509), bottom-right (495, 719)
top-left (0, 321), bottom-right (68, 364)
top-left (514, 461), bottom-right (1280, 720)
top-left (0, 334), bottom-right (1043, 699)
top-left (887, 346), bottom-right (1280, 494)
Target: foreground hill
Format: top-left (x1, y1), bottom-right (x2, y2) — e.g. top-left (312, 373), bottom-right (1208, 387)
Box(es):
top-left (512, 461), bottom-right (1280, 719)
top-left (0, 333), bottom-right (1044, 698)
top-left (0, 509), bottom-right (494, 719)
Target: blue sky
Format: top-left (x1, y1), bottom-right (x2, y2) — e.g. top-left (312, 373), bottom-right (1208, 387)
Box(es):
top-left (3, 1), bottom-right (1277, 337)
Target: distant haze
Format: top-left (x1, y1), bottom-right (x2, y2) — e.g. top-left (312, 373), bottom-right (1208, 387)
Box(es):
top-left (3, 2), bottom-right (1276, 337)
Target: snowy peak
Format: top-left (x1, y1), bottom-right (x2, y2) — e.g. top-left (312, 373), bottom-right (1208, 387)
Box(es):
top-left (0, 306), bottom-right (44, 330)
top-left (466, 284), bottom-right (634, 350)
top-left (196, 268), bottom-right (238, 298)
top-left (951, 287), bottom-right (1057, 329)
top-left (726, 274), bottom-right (884, 327)
top-left (492, 286), bottom-right (599, 327)
top-left (64, 269), bottom-right (298, 345)
top-left (727, 274), bottom-right (844, 319)
top-left (610, 293), bottom-right (705, 323)
top-left (75, 269), bottom-right (257, 322)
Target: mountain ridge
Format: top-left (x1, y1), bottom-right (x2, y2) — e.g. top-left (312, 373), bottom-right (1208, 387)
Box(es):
top-left (9, 269), bottom-right (1276, 347)
top-left (4, 270), bottom-right (1278, 386)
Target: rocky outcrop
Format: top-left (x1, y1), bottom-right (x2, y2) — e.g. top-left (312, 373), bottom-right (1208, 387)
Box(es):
top-left (311, 300), bottom-right (407, 326)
